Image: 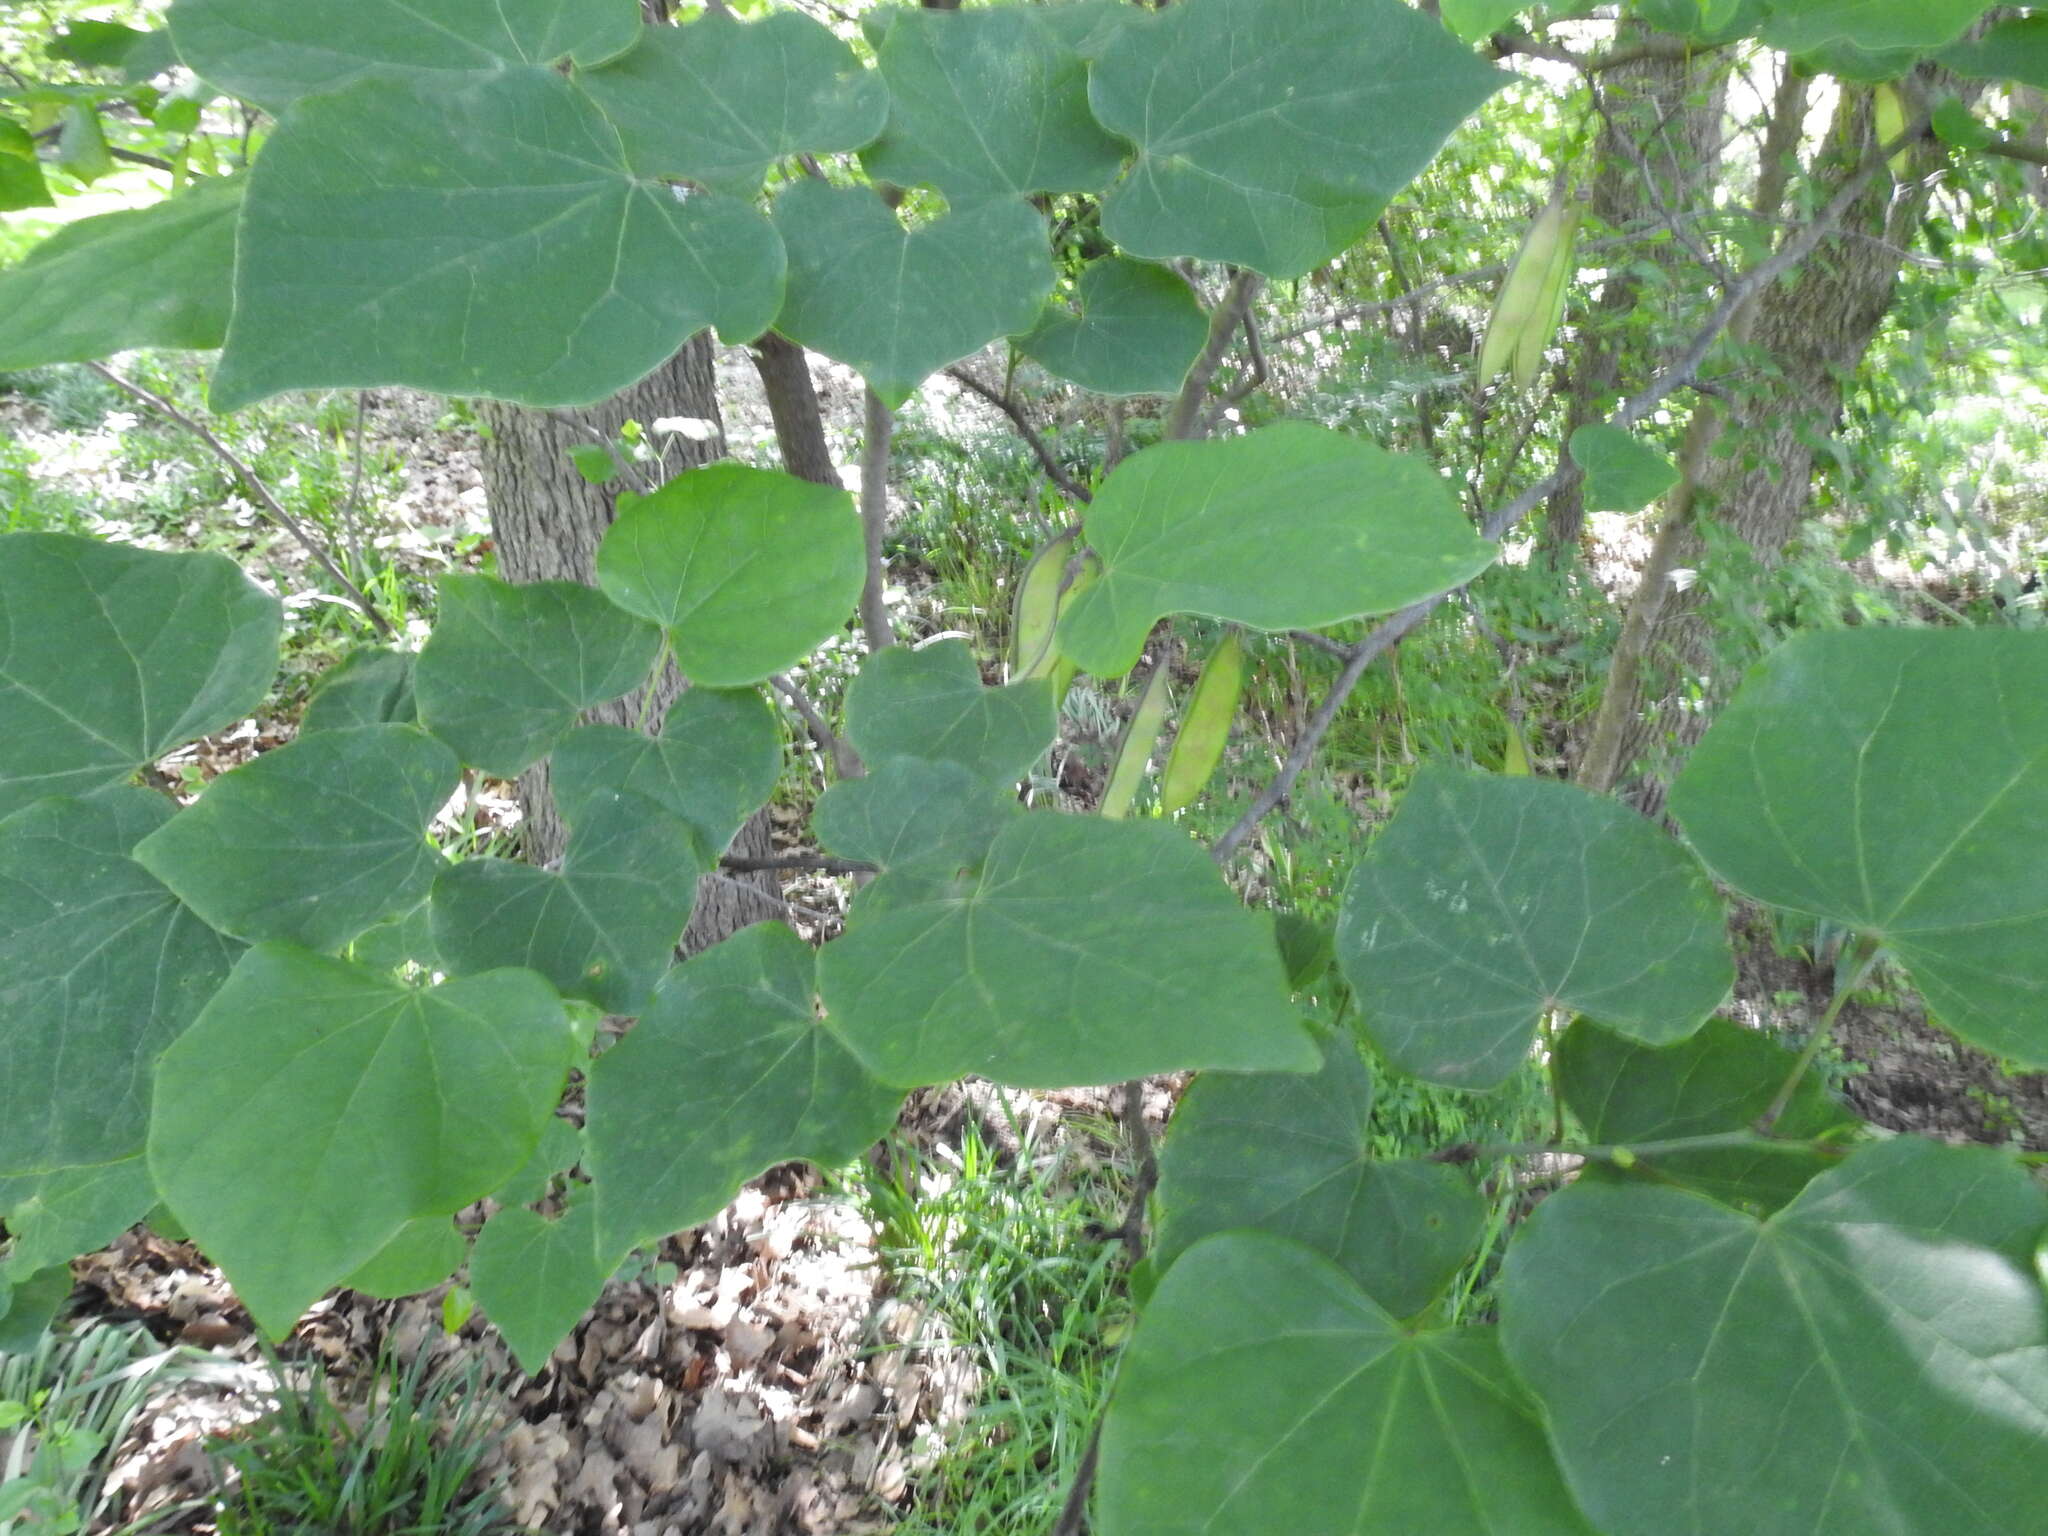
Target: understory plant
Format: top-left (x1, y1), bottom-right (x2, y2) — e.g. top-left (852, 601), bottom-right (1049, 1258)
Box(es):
top-left (2, 2), bottom-right (2046, 1534)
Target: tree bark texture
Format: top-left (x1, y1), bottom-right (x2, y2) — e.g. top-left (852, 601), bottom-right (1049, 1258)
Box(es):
top-left (476, 331), bottom-right (783, 954)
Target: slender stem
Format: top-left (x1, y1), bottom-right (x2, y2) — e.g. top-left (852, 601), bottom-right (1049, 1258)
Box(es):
top-left (1166, 270), bottom-right (1262, 440)
top-left (770, 672), bottom-right (862, 781)
top-left (859, 388), bottom-right (895, 652)
top-left (1050, 1424), bottom-right (1102, 1536)
top-left (632, 635), bottom-right (673, 735)
top-left (943, 365), bottom-right (1093, 504)
top-left (720, 852), bottom-right (874, 875)
top-left (1442, 1128), bottom-right (1853, 1165)
top-left (85, 362), bottom-right (396, 640)
top-left (1757, 936), bottom-right (1882, 1133)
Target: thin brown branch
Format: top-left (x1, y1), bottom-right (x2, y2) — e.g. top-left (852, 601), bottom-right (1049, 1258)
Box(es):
top-left (1165, 269), bottom-right (1262, 440)
top-left (1984, 137), bottom-right (2048, 169)
top-left (720, 852), bottom-right (874, 875)
top-left (1200, 308), bottom-right (1269, 434)
top-left (942, 365), bottom-right (1093, 504)
top-left (85, 362), bottom-right (396, 640)
top-left (770, 672), bottom-right (862, 781)
top-left (859, 387), bottom-right (895, 652)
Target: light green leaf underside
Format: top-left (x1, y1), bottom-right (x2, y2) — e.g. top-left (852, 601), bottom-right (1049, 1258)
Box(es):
top-left (149, 944), bottom-right (573, 1334)
top-left (862, 7), bottom-right (1126, 200)
top-left (1499, 1137), bottom-right (2048, 1536)
top-left (1569, 423), bottom-right (1679, 514)
top-left (134, 724), bottom-right (459, 953)
top-left (431, 790), bottom-right (700, 1015)
top-left (0, 1265), bottom-right (72, 1351)
top-left (1338, 765), bottom-right (1733, 1089)
top-left (414, 575), bottom-right (661, 778)
top-left (0, 1157), bottom-right (155, 1277)
top-left (470, 1199), bottom-right (613, 1375)
top-left (342, 1216), bottom-right (464, 1301)
top-left (771, 181), bottom-right (1053, 409)
top-left (813, 755), bottom-right (1019, 874)
top-left (1155, 1029), bottom-right (1482, 1317)
top-left (1556, 1017), bottom-right (1861, 1213)
top-left (578, 12), bottom-right (886, 192)
top-left (301, 646), bottom-right (416, 733)
top-left (1760, 0), bottom-right (1996, 55)
top-left (551, 686), bottom-right (782, 859)
top-left (1087, 0), bottom-right (1506, 277)
top-left (1669, 630), bottom-right (2048, 1067)
top-left (212, 69), bottom-right (785, 412)
top-left (588, 923), bottom-right (901, 1257)
top-left (0, 532), bottom-right (281, 820)
top-left (844, 639), bottom-right (1055, 788)
top-left (820, 814), bottom-right (1315, 1088)
top-left (0, 791), bottom-right (239, 1178)
top-left (595, 462), bottom-right (865, 688)
top-left (167, 0), bottom-right (642, 111)
top-left (1016, 258), bottom-right (1208, 398)
top-left (1058, 423), bottom-right (1495, 678)
top-left (1097, 1232), bottom-right (1594, 1536)
top-left (0, 178), bottom-right (240, 371)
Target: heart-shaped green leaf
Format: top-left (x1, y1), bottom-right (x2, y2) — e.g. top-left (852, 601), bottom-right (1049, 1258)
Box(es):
top-left (1097, 1232), bottom-right (1594, 1536)
top-left (1057, 423), bottom-right (1494, 678)
top-left (1556, 1017), bottom-right (1862, 1213)
top-left (211, 69), bottom-right (785, 411)
top-left (149, 944), bottom-right (574, 1333)
top-left (0, 178), bottom-right (239, 371)
top-left (813, 756), bottom-right (1019, 874)
top-left (1337, 765), bottom-right (1732, 1089)
top-left (770, 181), bottom-right (1053, 408)
top-left (301, 647), bottom-right (416, 733)
top-left (1761, 0), bottom-right (1994, 55)
top-left (579, 12), bottom-right (886, 192)
top-left (430, 791), bottom-right (700, 1014)
top-left (342, 1216), bottom-right (465, 1301)
top-left (1670, 630), bottom-right (2048, 1067)
top-left (1500, 1136), bottom-right (2048, 1536)
top-left (1088, 0), bottom-right (1506, 277)
top-left (168, 0), bottom-right (642, 111)
top-left (588, 923), bottom-right (901, 1256)
top-left (843, 639), bottom-right (1055, 788)
top-left (0, 533), bottom-right (281, 820)
top-left (470, 1198), bottom-right (615, 1375)
top-left (1017, 258), bottom-right (1208, 398)
top-left (861, 7), bottom-right (1125, 200)
top-left (414, 576), bottom-right (661, 778)
top-left (595, 462), bottom-right (865, 687)
top-left (134, 725), bottom-right (460, 953)
top-left (1, 791), bottom-right (240, 1178)
top-left (550, 687), bottom-right (782, 858)
top-left (1155, 1029), bottom-right (1482, 1317)
top-left (1568, 424), bottom-right (1679, 514)
top-left (820, 814), bottom-right (1316, 1088)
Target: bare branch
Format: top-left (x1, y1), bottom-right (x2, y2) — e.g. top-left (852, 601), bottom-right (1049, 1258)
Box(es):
top-left (942, 365), bottom-right (1094, 504)
top-left (720, 852), bottom-right (874, 875)
top-left (1166, 269), bottom-right (1262, 440)
top-left (771, 672), bottom-right (863, 781)
top-left (859, 388), bottom-right (895, 652)
top-left (1200, 307), bottom-right (1269, 434)
top-left (85, 362), bottom-right (397, 640)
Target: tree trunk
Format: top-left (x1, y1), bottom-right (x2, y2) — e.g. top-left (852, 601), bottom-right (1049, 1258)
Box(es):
top-left (476, 332), bottom-right (783, 953)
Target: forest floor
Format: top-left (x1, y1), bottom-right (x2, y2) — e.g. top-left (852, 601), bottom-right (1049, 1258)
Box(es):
top-left (4, 355), bottom-right (2043, 1535)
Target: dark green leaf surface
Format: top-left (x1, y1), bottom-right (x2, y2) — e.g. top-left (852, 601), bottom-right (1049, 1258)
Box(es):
top-left (1569, 424), bottom-right (1679, 513)
top-left (843, 640), bottom-right (1055, 787)
top-left (0, 533), bottom-right (280, 819)
top-left (1098, 1233), bottom-right (1594, 1536)
top-left (134, 725), bottom-right (459, 952)
top-left (1760, 0), bottom-right (1995, 54)
top-left (0, 1264), bottom-right (71, 1351)
top-left (0, 179), bottom-right (240, 371)
top-left (813, 756), bottom-right (1019, 874)
top-left (1057, 424), bottom-right (1494, 677)
top-left (471, 1199), bottom-right (613, 1374)
top-left (1669, 630), bottom-right (2048, 1066)
top-left (430, 791), bottom-right (699, 1014)
top-left (342, 1217), bottom-right (464, 1301)
top-left (1500, 1137), bottom-right (2048, 1536)
top-left (414, 576), bottom-right (661, 777)
top-left (1338, 766), bottom-right (1732, 1088)
top-left (862, 7), bottom-right (1125, 200)
top-left (0, 792), bottom-right (239, 1178)
top-left (1087, 0), bottom-right (1505, 277)
top-left (1155, 1030), bottom-right (1482, 1316)
top-left (771, 181), bottom-right (1053, 408)
top-left (588, 923), bottom-right (901, 1256)
top-left (551, 687), bottom-right (782, 858)
top-left (300, 647), bottom-right (416, 733)
top-left (820, 814), bottom-right (1315, 1088)
top-left (1017, 258), bottom-right (1208, 398)
top-left (212, 70), bottom-right (785, 411)
top-left (149, 944), bottom-right (573, 1333)
top-left (168, 0), bottom-right (642, 110)
top-left (595, 463), bottom-right (865, 687)
top-left (0, 1157), bottom-right (155, 1276)
top-left (1941, 15), bottom-right (2048, 87)
top-left (1557, 1017), bottom-right (1860, 1211)
top-left (581, 12), bottom-right (887, 191)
